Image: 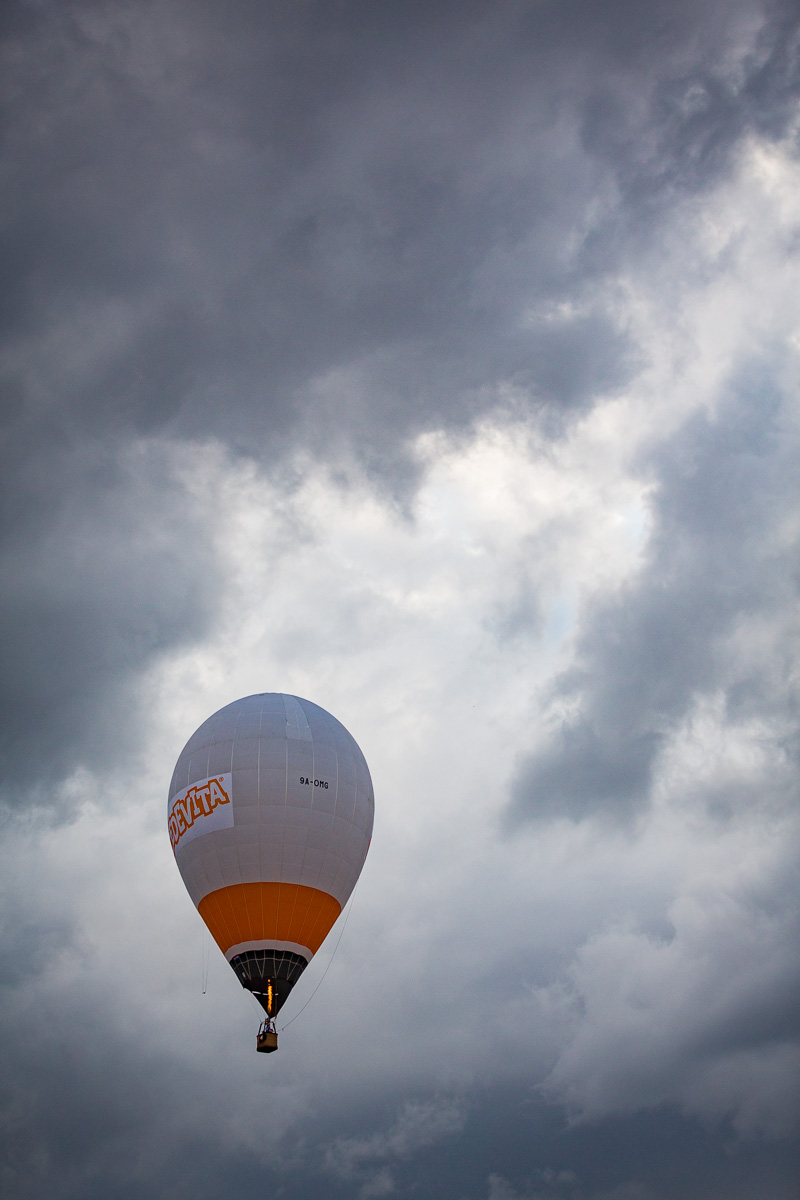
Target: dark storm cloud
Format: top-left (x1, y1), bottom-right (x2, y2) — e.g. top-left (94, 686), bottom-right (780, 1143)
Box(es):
top-left (0, 987), bottom-right (266, 1200)
top-left (0, 438), bottom-right (219, 798)
top-left (2, 0), bottom-right (798, 452)
top-left (2, 0), bottom-right (797, 793)
top-left (330, 1085), bottom-right (800, 1200)
top-left (4, 986), bottom-right (796, 1200)
top-left (509, 355), bottom-right (800, 822)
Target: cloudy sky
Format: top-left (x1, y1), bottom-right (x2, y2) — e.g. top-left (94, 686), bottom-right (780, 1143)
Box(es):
top-left (1, 1), bottom-right (799, 1197)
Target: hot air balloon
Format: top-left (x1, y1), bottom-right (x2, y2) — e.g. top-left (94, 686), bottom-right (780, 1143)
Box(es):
top-left (168, 693), bottom-right (374, 1053)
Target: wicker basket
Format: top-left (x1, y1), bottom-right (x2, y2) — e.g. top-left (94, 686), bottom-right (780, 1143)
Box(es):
top-left (256, 1030), bottom-right (279, 1053)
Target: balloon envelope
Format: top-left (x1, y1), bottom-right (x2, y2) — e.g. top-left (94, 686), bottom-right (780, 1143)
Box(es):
top-left (168, 693), bottom-right (374, 1016)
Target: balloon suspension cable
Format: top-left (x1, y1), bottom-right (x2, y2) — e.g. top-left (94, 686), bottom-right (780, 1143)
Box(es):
top-left (278, 879), bottom-right (360, 1032)
top-left (201, 927), bottom-right (210, 995)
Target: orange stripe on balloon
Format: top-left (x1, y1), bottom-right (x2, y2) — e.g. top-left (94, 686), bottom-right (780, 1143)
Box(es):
top-left (198, 882), bottom-right (342, 956)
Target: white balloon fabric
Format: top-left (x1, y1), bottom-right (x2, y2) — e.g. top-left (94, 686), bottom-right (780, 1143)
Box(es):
top-left (168, 693), bottom-right (374, 1017)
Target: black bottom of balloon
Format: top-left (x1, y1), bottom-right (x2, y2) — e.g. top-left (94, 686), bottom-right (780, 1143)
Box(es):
top-left (229, 949), bottom-right (308, 1016)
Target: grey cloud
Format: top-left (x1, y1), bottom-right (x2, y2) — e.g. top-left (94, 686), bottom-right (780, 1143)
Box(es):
top-left (3, 2), bottom-right (797, 461)
top-left (579, 10), bottom-right (800, 206)
top-left (509, 357), bottom-right (800, 822)
top-left (1, 2), bottom-right (795, 799)
top-left (0, 1002), bottom-right (272, 1200)
top-left (536, 838), bottom-right (800, 1135)
top-left (6, 1024), bottom-right (791, 1200)
top-left (323, 1096), bottom-right (466, 1197)
top-left (484, 1171), bottom-right (579, 1200)
top-left (0, 849), bottom-right (797, 1200)
top-left (0, 439), bottom-right (220, 797)
top-left (311, 1085), bottom-right (799, 1200)
top-left (2, 3), bottom-right (796, 796)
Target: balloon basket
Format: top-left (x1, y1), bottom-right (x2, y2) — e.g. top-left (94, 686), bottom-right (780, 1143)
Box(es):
top-left (257, 1029), bottom-right (278, 1054)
